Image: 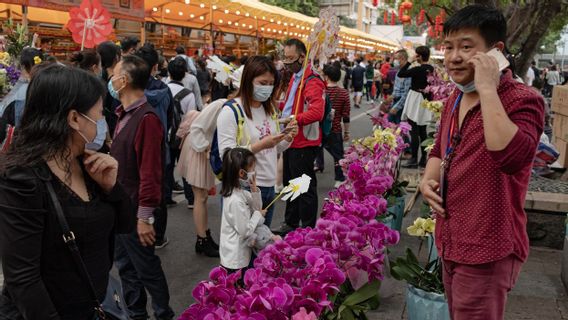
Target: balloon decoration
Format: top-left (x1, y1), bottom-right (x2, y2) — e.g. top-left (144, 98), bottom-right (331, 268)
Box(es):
top-left (68, 0), bottom-right (112, 49)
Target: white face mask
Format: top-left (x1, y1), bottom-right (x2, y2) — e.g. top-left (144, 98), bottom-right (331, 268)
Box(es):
top-left (253, 84), bottom-right (274, 102)
top-left (451, 78), bottom-right (476, 93)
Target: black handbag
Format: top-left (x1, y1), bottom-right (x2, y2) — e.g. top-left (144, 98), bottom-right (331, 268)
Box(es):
top-left (45, 180), bottom-right (128, 320)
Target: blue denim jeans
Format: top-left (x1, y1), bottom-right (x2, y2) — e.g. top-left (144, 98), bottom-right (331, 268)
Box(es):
top-left (114, 232), bottom-right (174, 320)
top-left (258, 186), bottom-right (276, 228)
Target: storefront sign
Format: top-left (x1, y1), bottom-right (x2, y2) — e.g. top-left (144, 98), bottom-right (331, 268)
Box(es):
top-left (27, 0), bottom-right (144, 21)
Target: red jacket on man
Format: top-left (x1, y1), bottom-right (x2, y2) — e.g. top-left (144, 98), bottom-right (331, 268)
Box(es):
top-left (283, 66), bottom-right (326, 149)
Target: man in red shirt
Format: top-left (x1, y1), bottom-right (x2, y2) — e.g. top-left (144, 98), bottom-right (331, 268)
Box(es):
top-left (420, 5), bottom-right (544, 320)
top-left (110, 55), bottom-right (174, 320)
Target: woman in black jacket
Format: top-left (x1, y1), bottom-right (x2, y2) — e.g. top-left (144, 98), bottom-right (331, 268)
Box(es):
top-left (0, 64), bottom-right (134, 320)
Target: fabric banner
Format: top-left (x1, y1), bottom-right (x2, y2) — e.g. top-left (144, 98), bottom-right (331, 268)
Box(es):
top-left (27, 0), bottom-right (144, 21)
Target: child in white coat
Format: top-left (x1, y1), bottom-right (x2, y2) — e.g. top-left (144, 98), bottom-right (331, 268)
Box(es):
top-left (220, 147), bottom-right (278, 273)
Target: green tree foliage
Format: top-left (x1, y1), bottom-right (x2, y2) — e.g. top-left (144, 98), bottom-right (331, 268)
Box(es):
top-left (379, 0), bottom-right (568, 76)
top-left (260, 0), bottom-right (320, 17)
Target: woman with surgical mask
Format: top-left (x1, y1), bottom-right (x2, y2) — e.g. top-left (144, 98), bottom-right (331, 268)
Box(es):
top-left (217, 55), bottom-right (298, 228)
top-left (0, 64), bottom-right (133, 319)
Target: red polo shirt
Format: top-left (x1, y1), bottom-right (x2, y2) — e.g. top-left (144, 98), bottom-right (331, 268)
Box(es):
top-left (430, 71), bottom-right (545, 265)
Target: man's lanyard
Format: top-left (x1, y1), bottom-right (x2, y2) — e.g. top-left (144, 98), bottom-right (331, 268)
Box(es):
top-left (444, 93), bottom-right (463, 159)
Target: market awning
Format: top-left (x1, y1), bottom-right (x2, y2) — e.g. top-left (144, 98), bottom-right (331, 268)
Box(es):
top-left (145, 0), bottom-right (399, 52)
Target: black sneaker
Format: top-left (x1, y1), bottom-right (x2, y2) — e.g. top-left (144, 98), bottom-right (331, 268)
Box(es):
top-left (173, 182), bottom-right (184, 194)
top-left (272, 224), bottom-right (296, 236)
top-left (166, 199), bottom-right (177, 207)
top-left (155, 237), bottom-right (170, 249)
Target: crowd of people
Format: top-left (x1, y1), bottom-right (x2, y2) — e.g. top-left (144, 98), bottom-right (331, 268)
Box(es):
top-left (0, 34), bottom-right (351, 319)
top-left (0, 4), bottom-right (555, 320)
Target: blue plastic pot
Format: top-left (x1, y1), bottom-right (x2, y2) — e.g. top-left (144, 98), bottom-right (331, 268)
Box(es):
top-left (386, 196), bottom-right (406, 231)
top-left (427, 234), bottom-right (438, 264)
top-left (406, 284), bottom-right (450, 320)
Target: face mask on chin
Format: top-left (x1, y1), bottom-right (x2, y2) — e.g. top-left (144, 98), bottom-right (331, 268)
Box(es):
top-left (451, 77), bottom-right (476, 93)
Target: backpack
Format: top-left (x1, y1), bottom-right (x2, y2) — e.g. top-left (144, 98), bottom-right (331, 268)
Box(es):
top-left (209, 99), bottom-right (247, 180)
top-left (306, 75), bottom-right (333, 139)
top-left (169, 81), bottom-right (192, 150)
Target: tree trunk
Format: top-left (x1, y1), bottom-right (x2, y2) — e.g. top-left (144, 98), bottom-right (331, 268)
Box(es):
top-left (509, 0), bottom-right (563, 77)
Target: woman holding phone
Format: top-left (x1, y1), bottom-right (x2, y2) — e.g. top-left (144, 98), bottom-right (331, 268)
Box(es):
top-left (217, 55), bottom-right (298, 227)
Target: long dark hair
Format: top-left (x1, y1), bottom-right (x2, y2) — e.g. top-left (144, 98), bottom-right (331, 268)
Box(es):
top-left (220, 148), bottom-right (256, 197)
top-left (236, 55), bottom-right (280, 119)
top-left (0, 64), bottom-right (106, 174)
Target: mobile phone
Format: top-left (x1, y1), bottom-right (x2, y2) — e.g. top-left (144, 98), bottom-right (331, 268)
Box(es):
top-left (281, 126), bottom-right (295, 135)
top-left (486, 48), bottom-right (510, 72)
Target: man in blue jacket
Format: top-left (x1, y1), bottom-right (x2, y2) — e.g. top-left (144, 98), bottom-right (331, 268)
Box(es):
top-left (135, 44), bottom-right (174, 249)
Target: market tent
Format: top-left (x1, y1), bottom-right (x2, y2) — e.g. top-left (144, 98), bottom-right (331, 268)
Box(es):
top-left (145, 0), bottom-right (398, 52)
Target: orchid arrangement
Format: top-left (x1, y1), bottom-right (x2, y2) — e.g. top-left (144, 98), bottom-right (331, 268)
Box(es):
top-left (421, 67), bottom-right (457, 151)
top-left (391, 216), bottom-right (443, 295)
top-left (179, 122), bottom-right (410, 320)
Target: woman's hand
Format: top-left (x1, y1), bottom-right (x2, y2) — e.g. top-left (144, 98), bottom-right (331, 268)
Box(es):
top-left (261, 133), bottom-right (286, 149)
top-left (83, 150), bottom-right (118, 194)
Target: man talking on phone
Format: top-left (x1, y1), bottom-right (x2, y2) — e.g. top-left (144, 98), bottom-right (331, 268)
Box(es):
top-left (420, 5), bottom-right (544, 320)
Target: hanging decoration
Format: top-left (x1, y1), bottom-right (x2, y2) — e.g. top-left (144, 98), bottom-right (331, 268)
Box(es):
top-left (291, 6), bottom-right (340, 118)
top-left (67, 0), bottom-right (112, 50)
top-left (418, 9), bottom-right (426, 25)
top-left (307, 6), bottom-right (340, 69)
top-left (398, 1), bottom-right (413, 25)
top-left (373, 0), bottom-right (379, 7)
top-left (384, 10), bottom-right (389, 24)
top-left (390, 11), bottom-right (396, 25)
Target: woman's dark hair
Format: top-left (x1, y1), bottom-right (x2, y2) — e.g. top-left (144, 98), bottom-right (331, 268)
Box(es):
top-left (19, 47), bottom-right (42, 74)
top-left (0, 64), bottom-right (105, 174)
top-left (168, 57), bottom-right (188, 81)
top-left (69, 50), bottom-right (101, 71)
top-left (236, 55), bottom-right (280, 119)
top-left (551, 65), bottom-right (558, 71)
top-left (415, 46), bottom-right (430, 62)
top-left (97, 41), bottom-right (121, 70)
top-left (443, 5), bottom-right (507, 47)
top-left (324, 64), bottom-right (341, 83)
top-left (120, 55), bottom-right (151, 90)
top-left (220, 147), bottom-right (256, 197)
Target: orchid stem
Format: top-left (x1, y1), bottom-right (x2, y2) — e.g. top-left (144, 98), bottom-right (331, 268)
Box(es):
top-left (264, 191), bottom-right (285, 211)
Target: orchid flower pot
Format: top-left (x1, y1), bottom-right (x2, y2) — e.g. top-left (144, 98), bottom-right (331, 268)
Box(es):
top-left (406, 284), bottom-right (450, 320)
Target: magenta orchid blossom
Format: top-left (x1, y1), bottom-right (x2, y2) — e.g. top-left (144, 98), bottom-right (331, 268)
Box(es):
top-left (179, 121), bottom-right (407, 320)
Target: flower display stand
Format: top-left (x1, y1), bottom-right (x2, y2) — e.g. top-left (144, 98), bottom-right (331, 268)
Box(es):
top-left (406, 284), bottom-right (450, 320)
top-left (387, 196), bottom-right (406, 231)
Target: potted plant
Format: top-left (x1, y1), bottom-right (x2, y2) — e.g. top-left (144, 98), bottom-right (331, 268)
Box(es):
top-left (390, 217), bottom-right (449, 320)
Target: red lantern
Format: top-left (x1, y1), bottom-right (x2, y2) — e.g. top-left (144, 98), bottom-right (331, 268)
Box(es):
top-left (391, 12), bottom-right (396, 25)
top-left (373, 0), bottom-right (379, 6)
top-left (384, 11), bottom-right (388, 24)
top-left (401, 1), bottom-right (413, 10)
top-left (399, 6), bottom-right (404, 20)
top-left (401, 15), bottom-right (411, 24)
